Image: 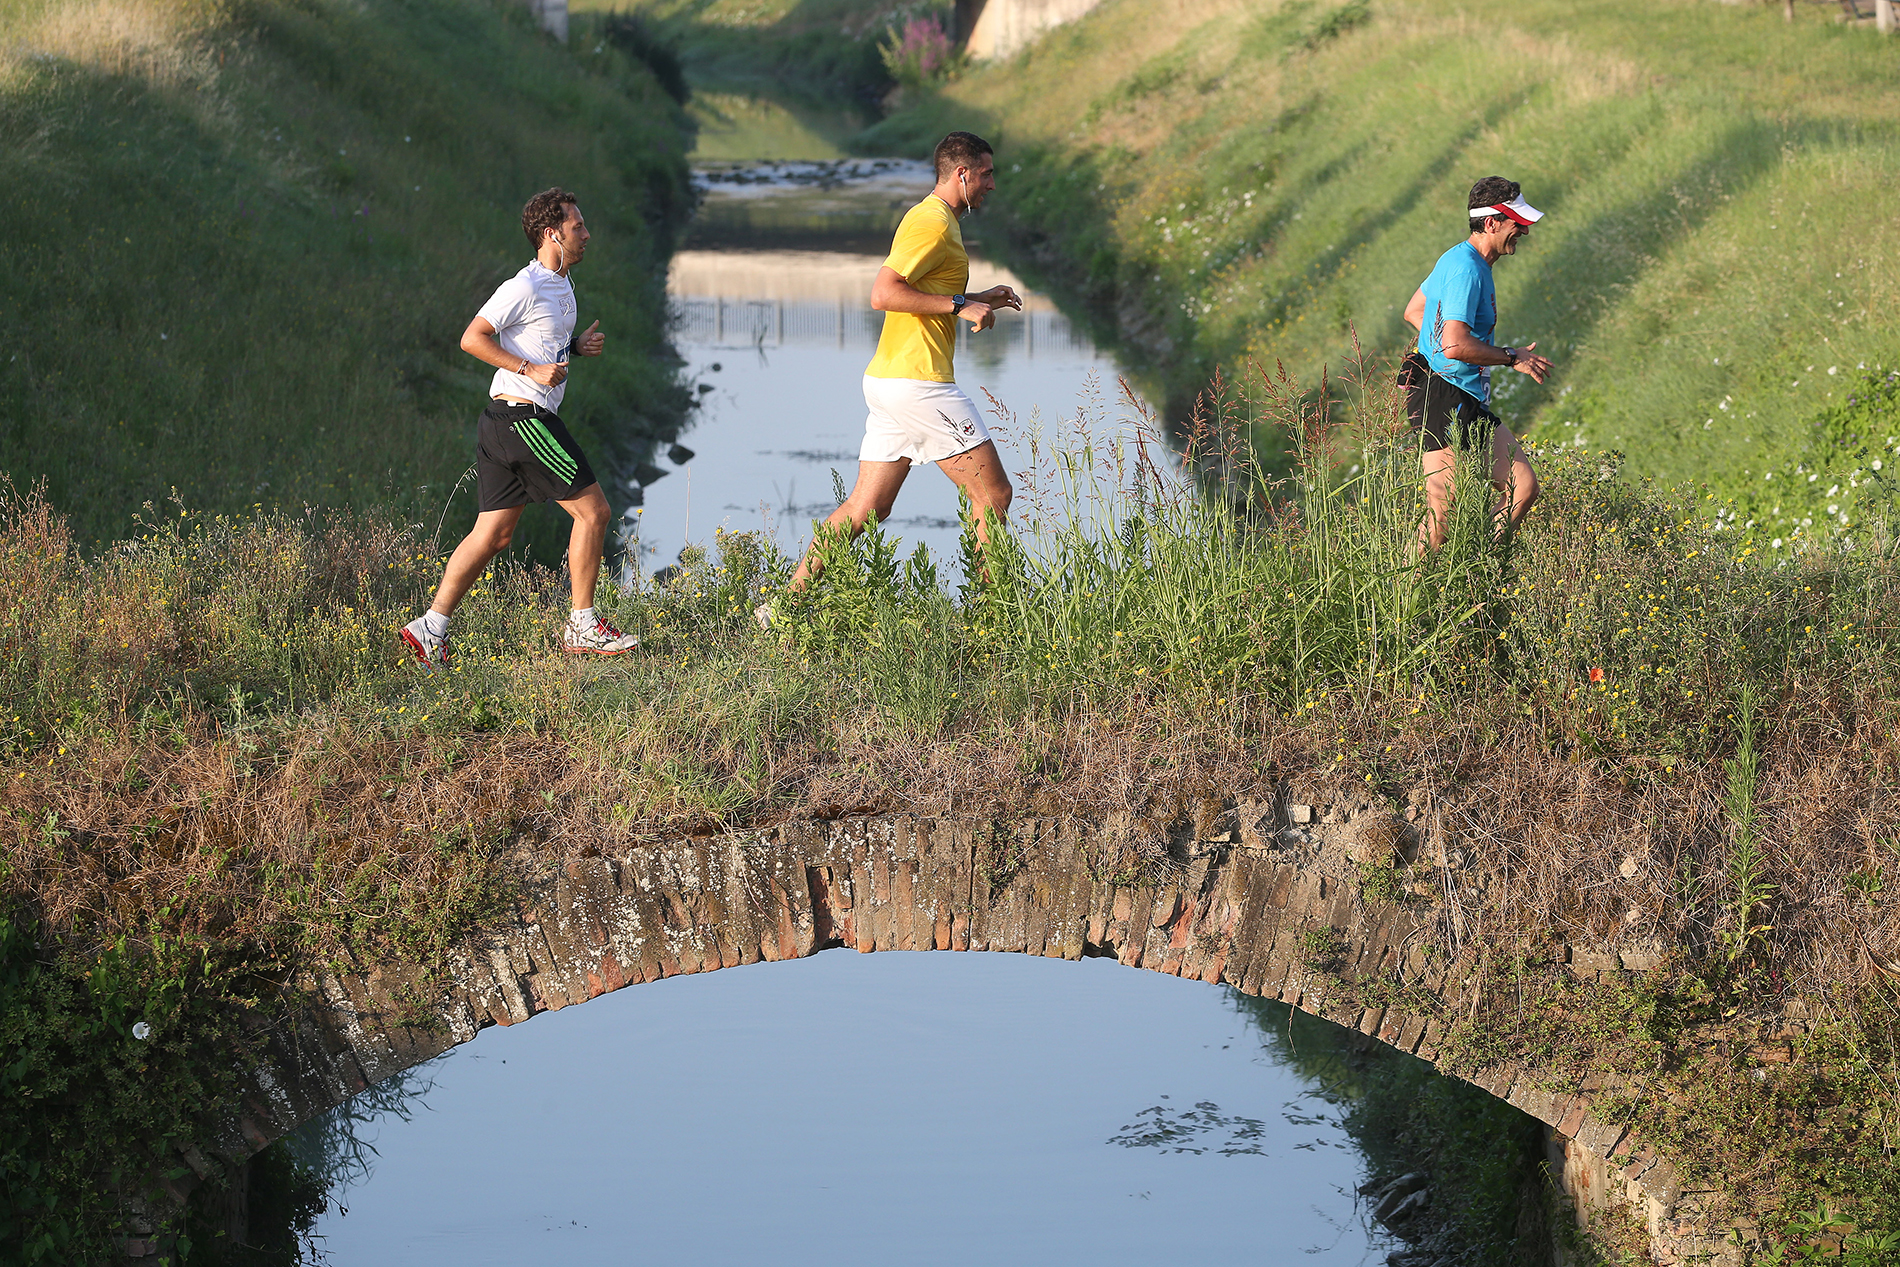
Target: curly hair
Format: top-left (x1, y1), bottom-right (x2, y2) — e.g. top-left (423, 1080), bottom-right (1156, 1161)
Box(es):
top-left (932, 131), bottom-right (993, 181)
top-left (1467, 175), bottom-right (1521, 233)
top-left (521, 187), bottom-right (579, 250)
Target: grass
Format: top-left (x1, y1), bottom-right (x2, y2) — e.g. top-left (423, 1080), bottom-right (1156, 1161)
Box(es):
top-left (856, 0), bottom-right (1900, 551)
top-left (0, 0), bottom-right (695, 556)
top-left (580, 0), bottom-right (925, 104)
top-left (9, 348), bottom-right (1900, 1250)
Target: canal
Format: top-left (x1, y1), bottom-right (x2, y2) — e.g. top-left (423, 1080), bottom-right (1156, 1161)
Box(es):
top-left (275, 94), bottom-right (1545, 1267)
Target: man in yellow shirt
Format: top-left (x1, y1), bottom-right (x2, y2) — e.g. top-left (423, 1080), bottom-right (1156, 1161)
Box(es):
top-left (764, 131), bottom-right (1022, 614)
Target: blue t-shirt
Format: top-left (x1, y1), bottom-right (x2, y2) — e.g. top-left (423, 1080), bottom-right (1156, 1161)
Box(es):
top-left (1416, 242), bottom-right (1496, 401)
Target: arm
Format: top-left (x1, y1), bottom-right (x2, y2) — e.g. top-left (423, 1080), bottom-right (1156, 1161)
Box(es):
top-left (1439, 320), bottom-right (1553, 384)
top-left (1402, 287), bottom-right (1426, 332)
top-left (870, 267), bottom-right (1021, 331)
top-left (460, 316), bottom-right (566, 388)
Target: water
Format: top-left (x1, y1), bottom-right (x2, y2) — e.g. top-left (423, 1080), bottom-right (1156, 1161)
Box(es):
top-left (627, 156), bottom-right (1157, 576)
top-left (302, 952), bottom-right (1391, 1265)
top-left (292, 106), bottom-right (1403, 1265)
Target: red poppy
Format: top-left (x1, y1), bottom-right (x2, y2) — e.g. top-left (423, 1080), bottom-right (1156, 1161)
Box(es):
top-left (1589, 667), bottom-right (1605, 684)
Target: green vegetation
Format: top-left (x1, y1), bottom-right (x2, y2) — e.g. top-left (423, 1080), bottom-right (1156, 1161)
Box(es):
top-left (0, 0), bottom-right (694, 555)
top-left (10, 352), bottom-right (1900, 1251)
top-left (1235, 992), bottom-right (1561, 1266)
top-left (8, 0), bottom-right (1900, 1251)
top-left (585, 0), bottom-right (928, 104)
top-left (1434, 954), bottom-right (1900, 1261)
top-left (861, 0), bottom-right (1900, 548)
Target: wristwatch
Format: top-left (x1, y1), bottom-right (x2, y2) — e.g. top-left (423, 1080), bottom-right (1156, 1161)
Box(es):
top-left (1502, 346), bottom-right (1520, 366)
top-left (951, 294), bottom-right (967, 316)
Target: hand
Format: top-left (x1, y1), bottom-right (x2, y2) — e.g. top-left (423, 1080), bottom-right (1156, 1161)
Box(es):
top-left (1507, 341), bottom-right (1553, 385)
top-left (526, 361), bottom-right (567, 387)
top-left (961, 300), bottom-right (995, 332)
top-left (576, 319), bottom-right (604, 357)
top-left (973, 285), bottom-right (1021, 312)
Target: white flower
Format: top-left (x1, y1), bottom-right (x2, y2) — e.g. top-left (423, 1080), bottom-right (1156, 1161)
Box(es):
top-left (133, 1022), bottom-right (152, 1041)
top-left (1828, 366), bottom-right (1838, 375)
top-left (1829, 504), bottom-right (1839, 514)
top-left (1874, 460), bottom-right (1884, 471)
top-left (1773, 538), bottom-right (1784, 547)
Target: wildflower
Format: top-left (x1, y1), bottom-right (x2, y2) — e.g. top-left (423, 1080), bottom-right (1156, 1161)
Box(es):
top-left (1589, 667), bottom-right (1605, 684)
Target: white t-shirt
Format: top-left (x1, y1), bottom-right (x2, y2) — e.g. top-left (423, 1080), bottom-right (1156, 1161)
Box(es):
top-left (477, 260), bottom-right (577, 410)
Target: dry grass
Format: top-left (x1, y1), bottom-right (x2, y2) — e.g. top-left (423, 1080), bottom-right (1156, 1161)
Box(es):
top-left (8, 360), bottom-right (1900, 1241)
top-left (1, 0), bottom-right (224, 85)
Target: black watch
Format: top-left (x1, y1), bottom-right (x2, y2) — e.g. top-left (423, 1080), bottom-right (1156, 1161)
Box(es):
top-left (951, 294), bottom-right (967, 316)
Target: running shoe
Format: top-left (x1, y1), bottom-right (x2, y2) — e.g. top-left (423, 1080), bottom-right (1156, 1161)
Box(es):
top-left (564, 613), bottom-right (640, 655)
top-left (399, 616), bottom-right (451, 669)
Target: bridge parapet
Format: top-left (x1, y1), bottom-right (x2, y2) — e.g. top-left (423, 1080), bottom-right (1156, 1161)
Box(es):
top-left (158, 807), bottom-right (1750, 1264)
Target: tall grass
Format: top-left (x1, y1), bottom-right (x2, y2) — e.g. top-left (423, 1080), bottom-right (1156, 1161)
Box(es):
top-left (9, 352), bottom-right (1900, 1253)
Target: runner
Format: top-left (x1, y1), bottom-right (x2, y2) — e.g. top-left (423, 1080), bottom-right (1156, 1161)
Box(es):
top-left (1399, 175), bottom-right (1552, 551)
top-left (756, 131), bottom-right (1022, 626)
top-left (400, 187), bottom-right (639, 667)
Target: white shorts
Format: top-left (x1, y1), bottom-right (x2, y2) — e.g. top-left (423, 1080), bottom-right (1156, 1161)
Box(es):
top-left (859, 375), bottom-right (990, 465)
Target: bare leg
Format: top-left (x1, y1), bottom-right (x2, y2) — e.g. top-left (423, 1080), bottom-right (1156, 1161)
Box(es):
top-left (1489, 425), bottom-right (1539, 531)
top-left (934, 440), bottom-right (1014, 549)
top-left (786, 459), bottom-right (912, 590)
top-left (1418, 446), bottom-right (1456, 553)
top-left (431, 506), bottom-right (525, 616)
top-left (556, 483), bottom-right (612, 610)
top-left (1416, 427), bottom-right (1538, 552)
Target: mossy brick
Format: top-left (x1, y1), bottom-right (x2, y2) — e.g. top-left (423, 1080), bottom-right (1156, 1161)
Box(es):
top-left (1043, 819), bottom-right (1093, 960)
top-left (1144, 886), bottom-right (1189, 974)
top-left (838, 830), bottom-right (879, 953)
top-left (1117, 884), bottom-right (1160, 967)
top-left (889, 853), bottom-right (922, 951)
top-left (1224, 855), bottom-right (1281, 991)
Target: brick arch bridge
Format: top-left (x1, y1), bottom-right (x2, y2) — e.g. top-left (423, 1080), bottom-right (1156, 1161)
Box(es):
top-left (140, 804), bottom-right (1736, 1264)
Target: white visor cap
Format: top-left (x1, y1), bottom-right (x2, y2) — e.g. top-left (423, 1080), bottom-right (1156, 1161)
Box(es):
top-left (1469, 194), bottom-right (1544, 226)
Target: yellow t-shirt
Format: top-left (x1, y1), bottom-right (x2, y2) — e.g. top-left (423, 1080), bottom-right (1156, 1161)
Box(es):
top-left (865, 196), bottom-right (968, 383)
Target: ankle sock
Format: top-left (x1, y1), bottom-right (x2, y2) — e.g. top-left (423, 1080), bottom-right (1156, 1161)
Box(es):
top-left (422, 610), bottom-right (450, 639)
top-left (570, 606), bottom-right (595, 628)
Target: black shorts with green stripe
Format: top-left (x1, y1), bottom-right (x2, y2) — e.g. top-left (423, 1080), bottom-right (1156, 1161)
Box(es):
top-left (475, 399), bottom-right (598, 512)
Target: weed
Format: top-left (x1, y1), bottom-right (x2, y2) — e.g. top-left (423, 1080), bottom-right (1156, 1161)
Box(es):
top-left (1357, 861), bottom-right (1407, 906)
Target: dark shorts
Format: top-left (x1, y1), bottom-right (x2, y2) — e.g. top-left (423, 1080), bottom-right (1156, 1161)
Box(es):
top-left (476, 399), bottom-right (598, 512)
top-left (1399, 351), bottom-right (1502, 453)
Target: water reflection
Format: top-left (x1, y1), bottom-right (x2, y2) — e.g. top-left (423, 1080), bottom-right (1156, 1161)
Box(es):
top-left (634, 158), bottom-right (1148, 574)
top-left (294, 952), bottom-right (1392, 1265)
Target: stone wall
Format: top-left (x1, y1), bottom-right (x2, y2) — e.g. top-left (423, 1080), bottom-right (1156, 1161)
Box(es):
top-left (955, 0), bottom-right (1104, 60)
top-left (125, 804), bottom-right (1746, 1263)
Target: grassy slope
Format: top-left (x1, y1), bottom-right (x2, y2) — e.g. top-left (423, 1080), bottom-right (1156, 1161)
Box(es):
top-left (580, 0), bottom-right (911, 98)
top-left (863, 0), bottom-right (1900, 540)
top-left (0, 0), bottom-right (694, 553)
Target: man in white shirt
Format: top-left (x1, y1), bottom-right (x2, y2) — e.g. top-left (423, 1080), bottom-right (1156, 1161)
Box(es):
top-left (401, 187), bottom-right (639, 666)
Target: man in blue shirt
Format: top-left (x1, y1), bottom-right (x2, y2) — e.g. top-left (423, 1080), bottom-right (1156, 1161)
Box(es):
top-left (1399, 176), bottom-right (1553, 549)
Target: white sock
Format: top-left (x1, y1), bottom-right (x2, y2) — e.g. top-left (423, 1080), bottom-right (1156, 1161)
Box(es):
top-left (570, 606), bottom-right (595, 628)
top-left (422, 610), bottom-right (450, 639)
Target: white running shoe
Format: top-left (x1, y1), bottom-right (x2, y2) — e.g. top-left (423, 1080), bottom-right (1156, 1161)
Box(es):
top-left (399, 616), bottom-right (450, 669)
top-left (563, 613), bottom-right (640, 656)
